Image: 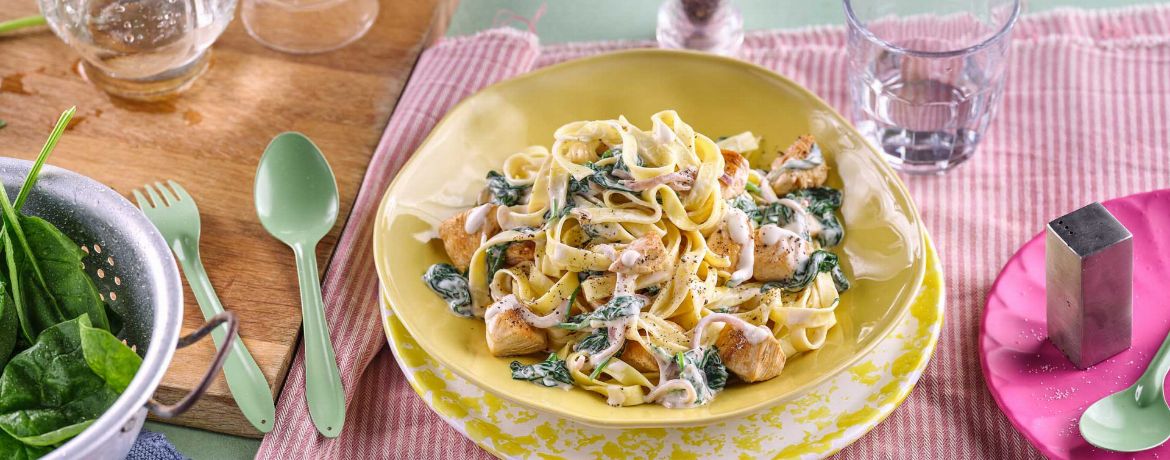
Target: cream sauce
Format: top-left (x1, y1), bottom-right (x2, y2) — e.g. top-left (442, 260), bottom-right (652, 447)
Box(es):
top-left (464, 203), bottom-right (494, 233)
top-left (691, 313), bottom-right (773, 349)
top-left (724, 207), bottom-right (755, 286)
top-left (758, 224), bottom-right (800, 246)
top-left (646, 379), bottom-right (697, 408)
top-left (620, 249), bottom-right (641, 267)
top-left (652, 117), bottom-right (676, 145)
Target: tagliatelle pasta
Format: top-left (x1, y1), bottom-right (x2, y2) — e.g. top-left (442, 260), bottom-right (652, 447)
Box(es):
top-left (423, 110), bottom-right (851, 408)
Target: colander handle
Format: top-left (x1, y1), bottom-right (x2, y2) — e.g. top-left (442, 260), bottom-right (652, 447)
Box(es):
top-left (146, 311), bottom-right (240, 418)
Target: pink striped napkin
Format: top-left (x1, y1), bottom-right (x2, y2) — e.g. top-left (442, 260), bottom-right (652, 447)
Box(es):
top-left (256, 6), bottom-right (1170, 459)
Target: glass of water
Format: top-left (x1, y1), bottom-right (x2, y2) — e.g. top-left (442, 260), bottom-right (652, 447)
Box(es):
top-left (242, 0), bottom-right (378, 54)
top-left (39, 0), bottom-right (236, 100)
top-left (845, 0), bottom-right (1021, 174)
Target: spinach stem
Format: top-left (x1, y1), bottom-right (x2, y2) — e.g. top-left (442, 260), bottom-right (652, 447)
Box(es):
top-left (16, 107), bottom-right (74, 210)
top-left (0, 15), bottom-right (46, 35)
top-left (588, 356), bottom-right (611, 380)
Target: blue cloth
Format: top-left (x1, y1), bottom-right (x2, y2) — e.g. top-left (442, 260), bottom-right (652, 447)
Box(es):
top-left (124, 430), bottom-right (187, 460)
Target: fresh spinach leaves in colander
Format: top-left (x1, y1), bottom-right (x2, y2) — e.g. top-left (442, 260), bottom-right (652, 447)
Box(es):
top-left (0, 108), bottom-right (141, 457)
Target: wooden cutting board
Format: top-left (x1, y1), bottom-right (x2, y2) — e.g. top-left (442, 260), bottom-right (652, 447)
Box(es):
top-left (0, 0), bottom-right (456, 438)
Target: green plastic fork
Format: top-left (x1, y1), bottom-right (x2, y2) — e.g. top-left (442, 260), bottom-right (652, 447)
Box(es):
top-left (134, 180), bottom-right (276, 433)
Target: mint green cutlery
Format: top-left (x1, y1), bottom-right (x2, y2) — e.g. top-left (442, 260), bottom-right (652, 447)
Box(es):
top-left (254, 132), bottom-right (345, 438)
top-left (1080, 329), bottom-right (1170, 452)
top-left (133, 180), bottom-right (276, 433)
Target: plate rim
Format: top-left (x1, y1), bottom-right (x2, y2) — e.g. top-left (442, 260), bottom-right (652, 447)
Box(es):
top-left (379, 234), bottom-right (945, 458)
top-left (372, 48), bottom-right (929, 427)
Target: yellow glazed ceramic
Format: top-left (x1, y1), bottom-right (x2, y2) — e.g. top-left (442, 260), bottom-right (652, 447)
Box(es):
top-left (379, 239), bottom-right (944, 458)
top-left (372, 49), bottom-right (926, 428)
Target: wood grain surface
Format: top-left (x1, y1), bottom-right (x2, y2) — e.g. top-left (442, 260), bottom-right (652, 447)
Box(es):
top-left (0, 0), bottom-right (455, 438)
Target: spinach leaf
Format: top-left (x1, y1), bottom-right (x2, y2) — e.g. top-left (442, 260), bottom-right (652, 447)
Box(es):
top-left (485, 242), bottom-right (512, 281)
top-left (785, 187), bottom-right (844, 247)
top-left (0, 203), bottom-right (111, 342)
top-left (567, 175), bottom-right (593, 196)
top-left (574, 328), bottom-right (610, 354)
top-left (728, 194), bottom-right (757, 217)
top-left (510, 353), bottom-right (572, 387)
top-left (585, 148), bottom-right (637, 193)
top-left (485, 171), bottom-right (529, 206)
top-left (79, 316), bottom-right (142, 393)
top-left (0, 316), bottom-right (121, 447)
top-left (0, 430), bottom-right (49, 460)
top-left (668, 346), bottom-right (727, 406)
top-left (687, 346), bottom-right (728, 391)
top-left (0, 186), bottom-right (66, 343)
top-left (586, 162), bottom-right (634, 193)
top-left (422, 264), bottom-right (474, 317)
top-left (786, 187), bottom-right (842, 215)
top-left (761, 250), bottom-right (850, 293)
top-left (557, 296), bottom-right (644, 331)
top-left (543, 198), bottom-right (576, 223)
top-left (576, 270), bottom-right (604, 282)
top-left (0, 281), bottom-right (18, 372)
top-left (20, 216), bottom-right (109, 331)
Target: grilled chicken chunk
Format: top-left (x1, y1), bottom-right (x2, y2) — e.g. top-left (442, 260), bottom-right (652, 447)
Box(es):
top-left (707, 226), bottom-right (742, 270)
top-left (767, 135), bottom-right (828, 196)
top-left (504, 241), bottom-right (536, 266)
top-left (620, 341), bottom-right (660, 373)
top-left (752, 227), bottom-right (812, 282)
top-left (715, 326), bottom-right (786, 382)
top-left (608, 233), bottom-right (669, 275)
top-left (485, 307), bottom-right (548, 357)
top-left (719, 149), bottom-right (750, 199)
top-left (438, 205), bottom-right (499, 271)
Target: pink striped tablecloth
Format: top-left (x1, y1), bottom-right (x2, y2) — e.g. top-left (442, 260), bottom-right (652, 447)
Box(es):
top-left (256, 6), bottom-right (1170, 459)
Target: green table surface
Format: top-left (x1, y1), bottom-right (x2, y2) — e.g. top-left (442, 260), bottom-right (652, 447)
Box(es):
top-left (171, 0), bottom-right (1158, 459)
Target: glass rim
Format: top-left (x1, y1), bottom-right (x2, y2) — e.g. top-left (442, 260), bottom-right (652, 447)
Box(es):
top-left (843, 0), bottom-right (1022, 58)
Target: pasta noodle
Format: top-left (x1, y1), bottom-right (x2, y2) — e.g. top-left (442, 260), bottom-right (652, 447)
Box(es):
top-left (423, 110), bottom-right (851, 408)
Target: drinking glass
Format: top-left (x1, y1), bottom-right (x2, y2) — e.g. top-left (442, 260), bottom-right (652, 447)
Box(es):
top-left (241, 0), bottom-right (378, 54)
top-left (656, 0), bottom-right (743, 56)
top-left (39, 0), bottom-right (237, 100)
top-left (845, 0), bottom-right (1021, 174)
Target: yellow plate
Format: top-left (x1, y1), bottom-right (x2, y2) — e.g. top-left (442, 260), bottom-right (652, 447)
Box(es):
top-left (372, 49), bottom-right (926, 428)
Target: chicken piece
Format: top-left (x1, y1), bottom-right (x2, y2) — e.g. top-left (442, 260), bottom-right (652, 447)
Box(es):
top-left (608, 233), bottom-right (669, 274)
top-left (707, 225), bottom-right (742, 270)
top-left (719, 149), bottom-right (749, 199)
top-left (767, 135), bottom-right (828, 196)
top-left (620, 341), bottom-right (660, 373)
top-left (485, 307), bottom-right (548, 357)
top-left (504, 241), bottom-right (536, 266)
top-left (438, 205), bottom-right (499, 271)
top-left (752, 227), bottom-right (813, 282)
top-left (715, 326), bottom-right (786, 382)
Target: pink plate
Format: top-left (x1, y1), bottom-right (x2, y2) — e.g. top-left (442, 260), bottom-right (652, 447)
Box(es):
top-left (981, 189), bottom-right (1170, 459)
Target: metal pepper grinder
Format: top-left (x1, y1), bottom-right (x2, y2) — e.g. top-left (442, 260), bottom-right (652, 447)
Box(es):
top-left (1046, 202), bottom-right (1133, 369)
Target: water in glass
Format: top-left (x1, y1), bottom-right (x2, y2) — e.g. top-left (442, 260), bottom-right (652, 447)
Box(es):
top-left (845, 0), bottom-right (1020, 174)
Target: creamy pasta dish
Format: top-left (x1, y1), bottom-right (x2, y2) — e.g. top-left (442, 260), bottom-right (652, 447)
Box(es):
top-left (423, 110), bottom-right (849, 408)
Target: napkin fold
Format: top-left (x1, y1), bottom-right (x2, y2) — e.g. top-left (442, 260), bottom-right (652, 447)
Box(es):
top-left (257, 6), bottom-right (1170, 459)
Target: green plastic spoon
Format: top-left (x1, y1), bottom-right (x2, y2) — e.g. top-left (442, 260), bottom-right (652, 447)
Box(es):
top-left (1080, 331), bottom-right (1170, 452)
top-left (254, 132), bottom-right (345, 438)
